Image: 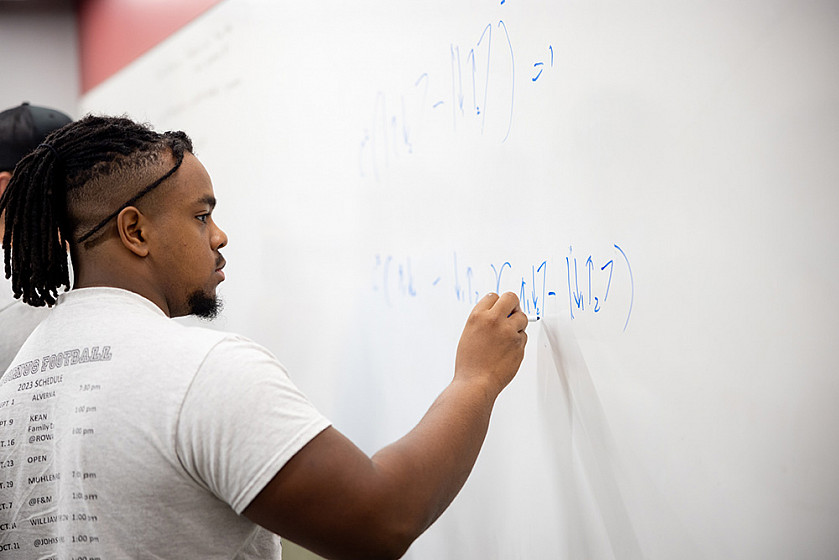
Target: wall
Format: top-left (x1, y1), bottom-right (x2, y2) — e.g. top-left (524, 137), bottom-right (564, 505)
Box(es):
top-left (0, 0), bottom-right (79, 116)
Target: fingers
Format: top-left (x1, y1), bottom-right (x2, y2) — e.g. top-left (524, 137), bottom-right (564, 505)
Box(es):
top-left (479, 292), bottom-right (528, 333)
top-left (476, 291), bottom-right (519, 316)
top-left (493, 292), bottom-right (520, 317)
top-left (473, 292), bottom-right (500, 312)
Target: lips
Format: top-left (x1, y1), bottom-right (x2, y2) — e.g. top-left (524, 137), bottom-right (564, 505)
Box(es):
top-left (215, 256), bottom-right (226, 281)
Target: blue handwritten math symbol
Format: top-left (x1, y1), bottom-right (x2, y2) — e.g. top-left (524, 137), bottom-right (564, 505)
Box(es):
top-left (490, 261), bottom-right (512, 294)
top-left (515, 261), bottom-right (547, 317)
top-left (531, 45), bottom-right (554, 82)
top-left (452, 252), bottom-right (479, 305)
top-left (373, 254), bottom-right (418, 305)
top-left (614, 244), bottom-right (634, 331)
top-left (530, 261), bottom-right (547, 317)
top-left (397, 259), bottom-right (417, 297)
top-left (453, 253), bottom-right (463, 301)
top-left (569, 251), bottom-right (585, 313)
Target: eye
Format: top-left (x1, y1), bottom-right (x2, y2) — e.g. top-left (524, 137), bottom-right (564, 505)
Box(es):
top-left (196, 214), bottom-right (209, 223)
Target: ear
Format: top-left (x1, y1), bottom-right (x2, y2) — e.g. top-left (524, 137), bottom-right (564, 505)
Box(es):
top-left (116, 206), bottom-right (150, 257)
top-left (0, 171), bottom-right (11, 199)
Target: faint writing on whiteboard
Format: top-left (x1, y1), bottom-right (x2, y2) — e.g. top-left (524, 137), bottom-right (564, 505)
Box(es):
top-left (359, 18), bottom-right (554, 181)
top-left (371, 245), bottom-right (634, 331)
top-left (157, 22), bottom-right (242, 121)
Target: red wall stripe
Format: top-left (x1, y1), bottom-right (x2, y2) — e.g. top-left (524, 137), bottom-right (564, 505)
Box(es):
top-left (78, 0), bottom-right (226, 93)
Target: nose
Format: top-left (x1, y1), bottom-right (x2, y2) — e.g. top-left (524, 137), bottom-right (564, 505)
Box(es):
top-left (213, 221), bottom-right (228, 250)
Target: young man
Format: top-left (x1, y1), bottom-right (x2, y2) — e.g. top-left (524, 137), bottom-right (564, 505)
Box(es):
top-left (0, 116), bottom-right (528, 559)
top-left (0, 102), bottom-right (73, 371)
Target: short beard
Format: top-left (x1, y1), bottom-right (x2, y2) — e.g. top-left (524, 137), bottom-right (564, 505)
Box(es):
top-left (187, 290), bottom-right (222, 320)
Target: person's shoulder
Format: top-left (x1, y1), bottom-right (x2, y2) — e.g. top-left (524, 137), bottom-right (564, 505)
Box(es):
top-left (194, 330), bottom-right (289, 376)
top-left (166, 321), bottom-right (242, 358)
top-left (173, 317), bottom-right (252, 345)
top-left (202, 330), bottom-right (277, 358)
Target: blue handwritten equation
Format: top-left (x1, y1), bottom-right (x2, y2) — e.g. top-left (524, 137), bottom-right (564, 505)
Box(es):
top-left (358, 12), bottom-right (554, 180)
top-left (371, 245), bottom-right (634, 331)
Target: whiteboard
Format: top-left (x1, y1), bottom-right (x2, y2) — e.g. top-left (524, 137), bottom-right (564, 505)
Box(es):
top-left (80, 1), bottom-right (839, 558)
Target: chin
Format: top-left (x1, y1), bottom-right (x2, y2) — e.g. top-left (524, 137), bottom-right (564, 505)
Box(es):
top-left (187, 290), bottom-right (223, 319)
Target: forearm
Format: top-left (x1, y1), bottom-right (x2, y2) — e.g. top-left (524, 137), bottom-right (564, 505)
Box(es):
top-left (370, 377), bottom-right (498, 539)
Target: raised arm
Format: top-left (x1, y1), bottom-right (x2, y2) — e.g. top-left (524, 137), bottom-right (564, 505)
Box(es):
top-left (243, 292), bottom-right (528, 560)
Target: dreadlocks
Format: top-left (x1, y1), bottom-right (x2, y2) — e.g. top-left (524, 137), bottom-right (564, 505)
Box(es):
top-left (0, 115), bottom-right (193, 307)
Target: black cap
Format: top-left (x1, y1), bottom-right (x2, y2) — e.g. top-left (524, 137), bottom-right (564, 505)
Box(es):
top-left (0, 102), bottom-right (72, 171)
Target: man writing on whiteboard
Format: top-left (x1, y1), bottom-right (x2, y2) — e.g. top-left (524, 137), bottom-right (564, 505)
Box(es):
top-left (0, 102), bottom-right (72, 372)
top-left (0, 115), bottom-right (528, 559)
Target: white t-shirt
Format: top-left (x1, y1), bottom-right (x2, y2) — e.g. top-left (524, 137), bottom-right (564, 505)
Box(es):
top-left (0, 287), bottom-right (331, 559)
top-left (0, 275), bottom-right (49, 374)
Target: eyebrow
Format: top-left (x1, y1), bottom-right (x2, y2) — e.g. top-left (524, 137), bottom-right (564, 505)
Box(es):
top-left (197, 195), bottom-right (217, 209)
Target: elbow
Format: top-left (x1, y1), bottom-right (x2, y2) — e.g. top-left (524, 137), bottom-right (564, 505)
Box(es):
top-left (297, 529), bottom-right (413, 560)
top-left (301, 512), bottom-right (421, 560)
top-left (378, 528), bottom-right (419, 560)
top-left (354, 518), bottom-right (422, 560)
top-left (354, 543), bottom-right (410, 560)
top-left (342, 507), bottom-right (426, 560)
top-left (287, 520), bottom-right (418, 560)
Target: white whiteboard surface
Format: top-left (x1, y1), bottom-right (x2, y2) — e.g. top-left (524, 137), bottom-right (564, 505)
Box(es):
top-left (80, 1), bottom-right (839, 558)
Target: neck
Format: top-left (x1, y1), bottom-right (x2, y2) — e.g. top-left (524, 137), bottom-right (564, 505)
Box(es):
top-left (72, 254), bottom-right (172, 318)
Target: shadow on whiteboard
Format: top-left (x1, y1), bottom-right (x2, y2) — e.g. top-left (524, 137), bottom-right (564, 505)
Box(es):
top-left (539, 316), bottom-right (706, 559)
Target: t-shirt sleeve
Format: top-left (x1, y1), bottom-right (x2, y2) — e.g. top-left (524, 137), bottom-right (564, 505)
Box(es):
top-left (175, 335), bottom-right (331, 514)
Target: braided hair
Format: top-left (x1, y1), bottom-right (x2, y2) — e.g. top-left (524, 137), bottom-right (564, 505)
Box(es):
top-left (0, 115), bottom-right (193, 307)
